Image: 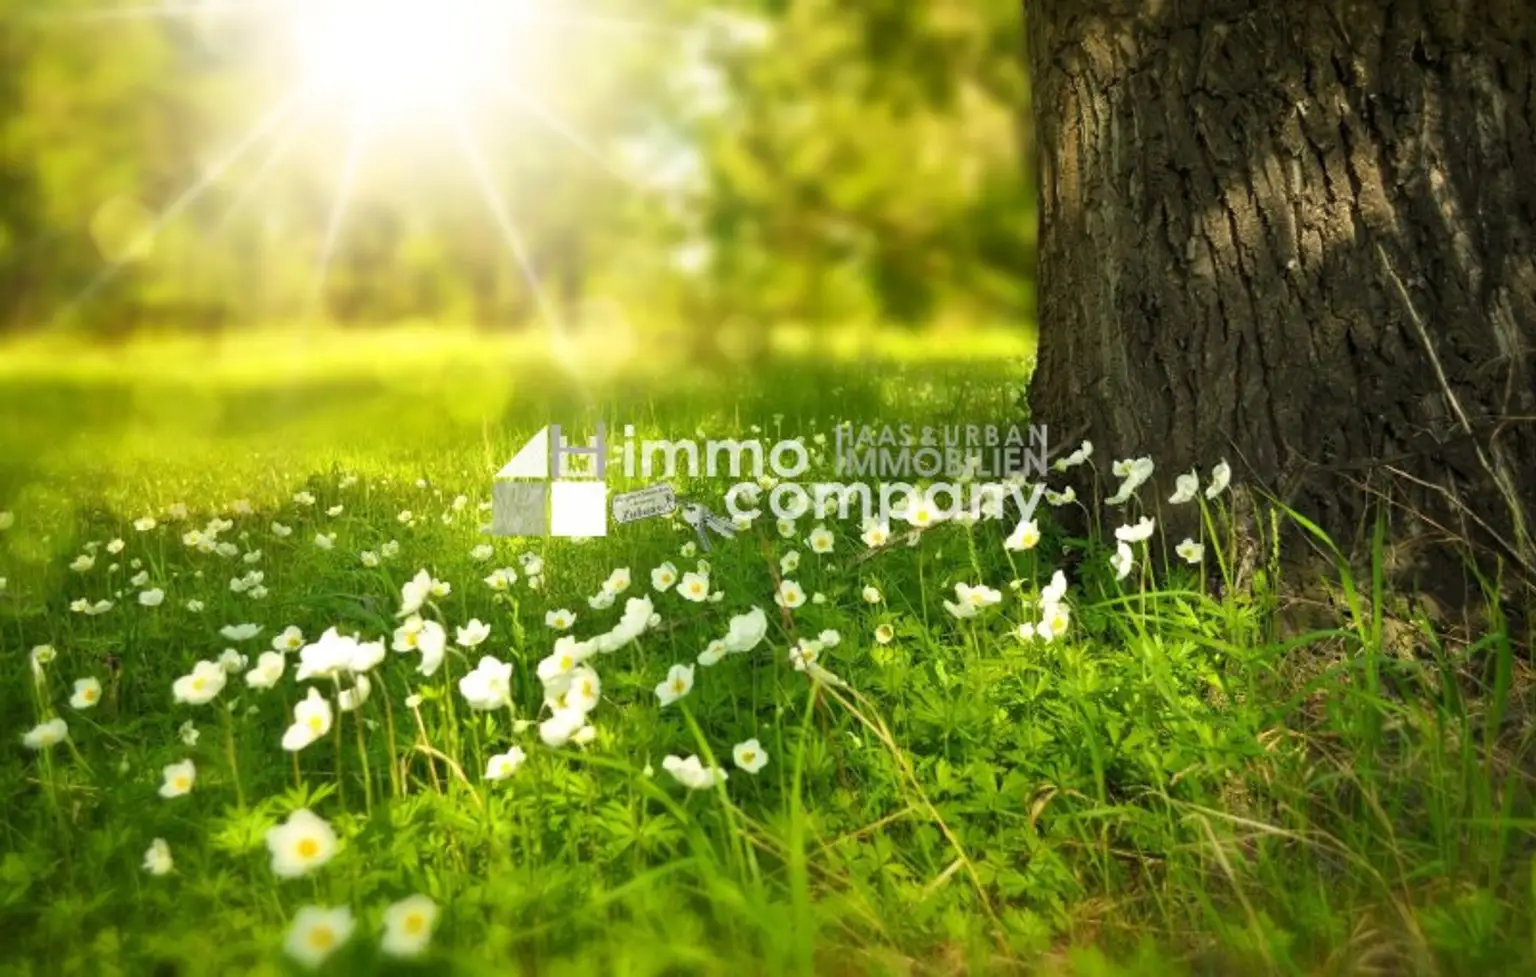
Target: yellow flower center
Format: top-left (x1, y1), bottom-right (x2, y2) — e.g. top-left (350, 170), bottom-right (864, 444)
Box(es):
top-left (307, 925), bottom-right (335, 949)
top-left (742, 751), bottom-right (756, 764)
top-left (671, 679), bottom-right (685, 693)
top-left (83, 688), bottom-right (98, 702)
top-left (559, 656), bottom-right (573, 670)
top-left (191, 678), bottom-right (206, 691)
top-left (308, 715), bottom-right (324, 732)
top-left (403, 913), bottom-right (426, 935)
top-left (297, 837), bottom-right (321, 859)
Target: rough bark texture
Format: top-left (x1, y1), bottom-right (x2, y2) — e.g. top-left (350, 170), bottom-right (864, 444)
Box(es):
top-left (1026, 0), bottom-right (1536, 595)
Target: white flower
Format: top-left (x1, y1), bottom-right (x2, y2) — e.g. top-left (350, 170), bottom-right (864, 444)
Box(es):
top-left (348, 642), bottom-right (384, 672)
top-left (862, 585), bottom-right (883, 604)
top-left (651, 562), bottom-right (679, 592)
top-left (218, 648), bottom-right (248, 674)
top-left (271, 522), bottom-right (293, 538)
top-left (69, 554), bottom-right (95, 573)
top-left (1176, 538), bottom-right (1205, 564)
top-left (1004, 519), bottom-right (1041, 552)
top-left (1044, 486), bottom-right (1077, 507)
top-left (456, 619), bottom-right (491, 648)
top-left (788, 637), bottom-right (822, 671)
top-left (185, 599), bottom-right (204, 613)
top-left (861, 521), bottom-right (890, 548)
top-left (1106, 456), bottom-right (1155, 505)
top-left (1110, 542), bottom-right (1135, 581)
top-left (178, 720), bottom-right (199, 746)
top-left (360, 551), bottom-right (380, 568)
top-left (1114, 517), bottom-right (1156, 544)
top-left (588, 589), bottom-right (615, 610)
top-left (272, 625), bottom-right (305, 653)
top-left (470, 544), bottom-right (494, 563)
top-left (806, 526), bottom-right (834, 554)
top-left (655, 663), bottom-right (695, 706)
top-left (398, 569), bottom-right (435, 617)
top-left (164, 503), bottom-right (188, 520)
top-left (484, 748), bottom-right (527, 782)
top-left (1042, 569), bottom-right (1069, 606)
top-left (775, 579), bottom-right (806, 609)
top-left (142, 838), bottom-right (173, 876)
top-left (106, 538), bottom-right (124, 555)
top-left (459, 656), bottom-right (513, 710)
top-left (393, 616), bottom-right (447, 677)
top-left (573, 723), bottom-right (597, 745)
top-left (22, 717), bottom-right (68, 750)
top-left (733, 739), bottom-right (768, 773)
top-left (313, 533), bottom-right (335, 551)
top-left (661, 754), bottom-right (727, 790)
top-left (1054, 440), bottom-right (1093, 471)
top-left (220, 623), bottom-right (262, 641)
top-left (172, 660), bottom-right (228, 705)
top-left (1169, 471), bottom-right (1199, 504)
top-left (779, 550), bottom-right (800, 575)
top-left (133, 516), bottom-right (157, 532)
top-left (338, 674), bottom-right (372, 712)
top-left (484, 567), bottom-right (517, 592)
top-left (282, 688), bottom-right (334, 751)
top-left (266, 809), bottom-right (339, 879)
top-left (721, 606), bottom-right (768, 653)
top-left (293, 491), bottom-right (316, 507)
top-left (295, 628), bottom-right (357, 682)
top-left (677, 571), bottom-right (710, 602)
top-left (245, 652), bottom-right (286, 689)
top-left (943, 582), bottom-right (1002, 619)
top-left (69, 677), bottom-right (102, 710)
top-left (775, 518), bottom-right (796, 539)
top-left (158, 759), bottom-right (196, 799)
top-left (284, 905), bottom-right (354, 969)
top-left (1036, 602), bottom-right (1072, 642)
top-left (397, 509), bottom-right (415, 525)
top-left (380, 540), bottom-right (400, 558)
top-left (381, 895), bottom-right (438, 958)
top-left (1206, 460), bottom-right (1231, 499)
top-left (697, 639), bottom-right (728, 666)
top-left (874, 624), bottom-right (894, 645)
top-left (326, 504), bottom-right (344, 517)
top-left (545, 608), bottom-right (576, 630)
top-left (602, 567), bottom-right (631, 595)
top-left (679, 540), bottom-right (697, 558)
top-left (538, 707), bottom-right (586, 747)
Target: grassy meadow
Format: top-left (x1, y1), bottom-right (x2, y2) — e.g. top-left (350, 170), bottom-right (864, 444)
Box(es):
top-left (0, 326), bottom-right (1531, 976)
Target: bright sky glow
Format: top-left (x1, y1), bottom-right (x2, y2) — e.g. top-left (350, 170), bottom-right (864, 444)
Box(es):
top-left (291, 0), bottom-right (534, 121)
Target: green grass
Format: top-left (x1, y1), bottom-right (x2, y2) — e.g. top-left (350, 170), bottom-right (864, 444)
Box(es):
top-left (0, 326), bottom-right (1530, 976)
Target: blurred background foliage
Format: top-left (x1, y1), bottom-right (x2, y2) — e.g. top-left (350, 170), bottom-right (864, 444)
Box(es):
top-left (0, 0), bottom-right (1034, 348)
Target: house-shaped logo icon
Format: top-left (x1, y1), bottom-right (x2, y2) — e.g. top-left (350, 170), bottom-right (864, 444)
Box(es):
top-left (489, 424), bottom-right (608, 538)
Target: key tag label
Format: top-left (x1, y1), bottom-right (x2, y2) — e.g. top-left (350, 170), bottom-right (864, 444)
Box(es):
top-left (612, 483), bottom-right (679, 524)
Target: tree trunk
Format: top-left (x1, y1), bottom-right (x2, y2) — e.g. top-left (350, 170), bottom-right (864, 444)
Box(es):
top-left (1026, 0), bottom-right (1536, 592)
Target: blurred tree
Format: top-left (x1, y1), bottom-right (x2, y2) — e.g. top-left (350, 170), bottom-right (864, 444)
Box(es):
top-left (1025, 0), bottom-right (1536, 584)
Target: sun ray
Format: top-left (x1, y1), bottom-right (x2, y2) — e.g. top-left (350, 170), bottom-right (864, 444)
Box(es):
top-left (212, 101), bottom-right (315, 234)
top-left (445, 105), bottom-right (564, 341)
top-left (305, 115), bottom-right (370, 320)
top-left (482, 75), bottom-right (637, 189)
top-left (58, 90), bottom-right (305, 321)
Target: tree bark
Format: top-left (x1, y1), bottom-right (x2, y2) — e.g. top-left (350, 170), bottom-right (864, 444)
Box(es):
top-left (1025, 0), bottom-right (1536, 592)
